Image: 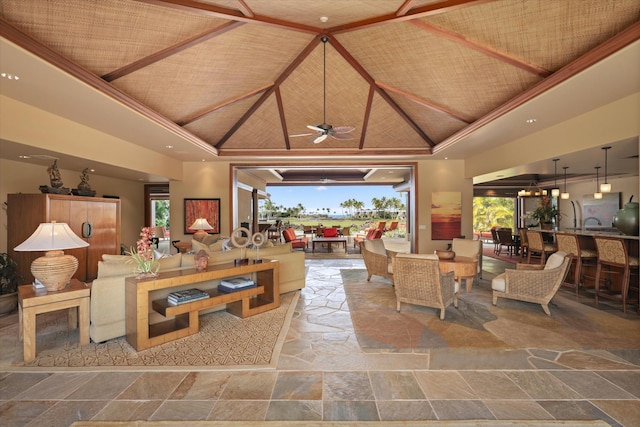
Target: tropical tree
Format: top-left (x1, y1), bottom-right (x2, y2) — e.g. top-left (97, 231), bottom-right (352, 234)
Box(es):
top-left (473, 197), bottom-right (514, 234)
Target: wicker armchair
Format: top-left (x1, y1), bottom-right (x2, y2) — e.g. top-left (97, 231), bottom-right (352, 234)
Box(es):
top-left (393, 253), bottom-right (458, 320)
top-left (362, 239), bottom-right (398, 285)
top-left (491, 251), bottom-right (571, 316)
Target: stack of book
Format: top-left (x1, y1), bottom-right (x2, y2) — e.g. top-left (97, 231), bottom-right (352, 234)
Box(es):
top-left (167, 288), bottom-right (210, 305)
top-left (218, 277), bottom-right (256, 293)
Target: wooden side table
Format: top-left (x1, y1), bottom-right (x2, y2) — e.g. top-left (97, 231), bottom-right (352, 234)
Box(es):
top-left (18, 279), bottom-right (90, 362)
top-left (438, 256), bottom-right (478, 293)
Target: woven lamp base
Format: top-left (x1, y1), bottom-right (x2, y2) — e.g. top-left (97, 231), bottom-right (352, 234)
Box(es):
top-left (31, 250), bottom-right (79, 292)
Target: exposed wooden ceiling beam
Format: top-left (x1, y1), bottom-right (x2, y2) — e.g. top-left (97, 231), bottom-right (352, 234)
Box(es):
top-left (134, 0), bottom-right (321, 34)
top-left (329, 0), bottom-right (497, 34)
top-left (376, 82), bottom-right (474, 124)
top-left (215, 36), bottom-right (322, 149)
top-left (408, 20), bottom-right (552, 78)
top-left (102, 21), bottom-right (244, 82)
top-left (0, 17), bottom-right (219, 156)
top-left (178, 83), bottom-right (273, 126)
top-left (434, 20), bottom-right (640, 154)
top-left (359, 86), bottom-right (375, 150)
top-left (218, 148), bottom-right (433, 157)
top-left (396, 0), bottom-right (418, 17)
top-left (275, 87), bottom-right (291, 150)
top-left (329, 36), bottom-right (435, 147)
top-left (234, 0), bottom-right (254, 17)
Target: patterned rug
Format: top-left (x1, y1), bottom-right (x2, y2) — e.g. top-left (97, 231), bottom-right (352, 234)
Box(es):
top-left (342, 269), bottom-right (640, 360)
top-left (0, 292), bottom-right (299, 372)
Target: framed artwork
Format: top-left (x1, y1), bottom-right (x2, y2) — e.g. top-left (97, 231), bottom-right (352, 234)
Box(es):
top-left (431, 192), bottom-right (462, 240)
top-left (582, 192), bottom-right (621, 227)
top-left (184, 198), bottom-right (220, 234)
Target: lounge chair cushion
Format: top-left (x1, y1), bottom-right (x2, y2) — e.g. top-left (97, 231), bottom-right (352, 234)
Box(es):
top-left (544, 251), bottom-right (568, 270)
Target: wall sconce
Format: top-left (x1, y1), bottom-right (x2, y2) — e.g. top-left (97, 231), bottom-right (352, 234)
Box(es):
top-left (190, 218), bottom-right (214, 242)
top-left (551, 158), bottom-right (560, 197)
top-left (600, 146), bottom-right (612, 193)
top-left (14, 221), bottom-right (89, 291)
top-left (594, 166), bottom-right (603, 199)
top-left (560, 166), bottom-right (570, 200)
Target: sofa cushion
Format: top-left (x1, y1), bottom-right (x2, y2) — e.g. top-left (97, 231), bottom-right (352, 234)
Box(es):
top-left (491, 272), bottom-right (506, 292)
top-left (191, 239), bottom-right (210, 253)
top-left (97, 260), bottom-right (136, 278)
top-left (544, 251), bottom-right (567, 270)
top-left (102, 254), bottom-right (128, 262)
top-left (158, 253), bottom-right (182, 270)
top-left (323, 227), bottom-right (338, 237)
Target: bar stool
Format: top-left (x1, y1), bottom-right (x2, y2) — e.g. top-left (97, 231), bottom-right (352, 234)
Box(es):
top-left (555, 232), bottom-right (597, 296)
top-left (526, 230), bottom-right (557, 264)
top-left (518, 228), bottom-right (529, 262)
top-left (594, 236), bottom-right (639, 313)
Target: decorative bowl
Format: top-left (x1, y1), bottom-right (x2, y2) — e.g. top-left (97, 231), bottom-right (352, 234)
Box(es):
top-left (435, 250), bottom-right (455, 260)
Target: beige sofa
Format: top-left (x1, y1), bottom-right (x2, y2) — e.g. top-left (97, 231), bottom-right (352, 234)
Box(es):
top-left (89, 241), bottom-right (305, 343)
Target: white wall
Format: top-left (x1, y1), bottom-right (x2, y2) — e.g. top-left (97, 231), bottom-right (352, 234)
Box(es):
top-left (0, 158), bottom-right (145, 253)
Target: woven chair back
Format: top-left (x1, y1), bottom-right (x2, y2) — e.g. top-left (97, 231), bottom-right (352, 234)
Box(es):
top-left (526, 230), bottom-right (544, 252)
top-left (555, 233), bottom-right (579, 257)
top-left (594, 236), bottom-right (627, 266)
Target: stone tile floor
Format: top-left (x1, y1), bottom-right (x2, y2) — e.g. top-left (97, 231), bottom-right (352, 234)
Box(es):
top-left (1, 256), bottom-right (639, 426)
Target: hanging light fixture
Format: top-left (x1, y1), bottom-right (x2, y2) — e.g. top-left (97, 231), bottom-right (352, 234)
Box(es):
top-left (594, 166), bottom-right (603, 199)
top-left (551, 158), bottom-right (560, 197)
top-left (600, 146), bottom-right (611, 193)
top-left (560, 166), bottom-right (570, 200)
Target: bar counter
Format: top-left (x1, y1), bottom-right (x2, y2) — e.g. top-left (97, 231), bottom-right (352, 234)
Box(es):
top-left (552, 227), bottom-right (640, 241)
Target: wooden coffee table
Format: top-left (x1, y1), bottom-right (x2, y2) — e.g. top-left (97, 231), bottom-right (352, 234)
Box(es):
top-left (312, 237), bottom-right (347, 253)
top-left (438, 256), bottom-right (478, 293)
top-left (18, 279), bottom-right (90, 362)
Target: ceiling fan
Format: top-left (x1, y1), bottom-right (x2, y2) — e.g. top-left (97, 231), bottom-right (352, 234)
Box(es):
top-left (289, 36), bottom-right (355, 144)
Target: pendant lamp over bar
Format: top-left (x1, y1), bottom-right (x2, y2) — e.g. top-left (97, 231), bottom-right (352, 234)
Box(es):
top-left (600, 146), bottom-right (612, 193)
top-left (560, 166), bottom-right (570, 200)
top-left (551, 158), bottom-right (560, 197)
top-left (594, 166), bottom-right (603, 200)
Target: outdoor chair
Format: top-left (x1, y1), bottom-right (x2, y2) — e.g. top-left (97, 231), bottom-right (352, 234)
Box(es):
top-left (491, 251), bottom-right (571, 316)
top-left (282, 227), bottom-right (308, 250)
top-left (384, 220), bottom-right (399, 234)
top-left (490, 228), bottom-right (500, 254)
top-left (353, 228), bottom-right (382, 251)
top-left (362, 239), bottom-right (398, 285)
top-left (393, 253), bottom-right (459, 320)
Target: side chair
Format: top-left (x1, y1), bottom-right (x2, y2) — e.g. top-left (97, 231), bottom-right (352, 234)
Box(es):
top-left (491, 251), bottom-right (571, 316)
top-left (362, 239), bottom-right (398, 285)
top-left (555, 232), bottom-right (597, 296)
top-left (393, 253), bottom-right (459, 320)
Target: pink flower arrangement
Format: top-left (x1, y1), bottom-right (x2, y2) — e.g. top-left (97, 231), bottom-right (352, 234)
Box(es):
top-left (126, 227), bottom-right (159, 277)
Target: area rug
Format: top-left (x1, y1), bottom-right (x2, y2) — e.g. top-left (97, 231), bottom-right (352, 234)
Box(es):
top-left (0, 292), bottom-right (299, 372)
top-left (482, 245), bottom-right (518, 264)
top-left (70, 420), bottom-right (610, 426)
top-left (342, 269), bottom-right (640, 356)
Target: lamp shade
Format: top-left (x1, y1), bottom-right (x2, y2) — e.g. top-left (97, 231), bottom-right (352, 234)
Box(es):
top-left (189, 218), bottom-right (214, 231)
top-left (14, 222), bottom-right (88, 292)
top-left (190, 218), bottom-right (214, 242)
top-left (14, 222), bottom-right (89, 251)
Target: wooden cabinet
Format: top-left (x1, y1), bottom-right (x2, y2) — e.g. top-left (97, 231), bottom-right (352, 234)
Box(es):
top-left (8, 194), bottom-right (121, 283)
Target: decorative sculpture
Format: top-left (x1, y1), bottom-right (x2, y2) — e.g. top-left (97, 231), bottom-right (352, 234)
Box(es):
top-left (72, 168), bottom-right (96, 196)
top-left (39, 160), bottom-right (71, 194)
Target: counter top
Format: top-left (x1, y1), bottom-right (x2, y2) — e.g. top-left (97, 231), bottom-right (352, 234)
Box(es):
top-left (551, 228), bottom-right (639, 241)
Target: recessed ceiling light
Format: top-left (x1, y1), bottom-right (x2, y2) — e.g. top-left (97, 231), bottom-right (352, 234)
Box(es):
top-left (90, 168), bottom-right (95, 172)
top-left (320, 16), bottom-right (328, 22)
top-left (1, 72), bottom-right (19, 80)
top-left (165, 145), bottom-right (173, 149)
top-left (19, 155), bottom-right (30, 159)
top-left (526, 118), bottom-right (537, 124)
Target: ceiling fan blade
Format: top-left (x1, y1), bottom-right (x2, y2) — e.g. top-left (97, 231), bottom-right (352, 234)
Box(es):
top-left (332, 126), bottom-right (355, 134)
top-left (313, 134), bottom-right (328, 144)
top-left (307, 125), bottom-right (324, 132)
top-left (330, 133), bottom-right (354, 140)
top-left (289, 133), bottom-right (314, 137)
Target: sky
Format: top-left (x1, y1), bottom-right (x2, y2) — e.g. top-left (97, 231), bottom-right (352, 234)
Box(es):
top-left (265, 185), bottom-right (404, 215)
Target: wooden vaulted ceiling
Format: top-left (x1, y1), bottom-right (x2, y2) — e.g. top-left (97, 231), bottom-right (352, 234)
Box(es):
top-left (1, 0), bottom-right (639, 159)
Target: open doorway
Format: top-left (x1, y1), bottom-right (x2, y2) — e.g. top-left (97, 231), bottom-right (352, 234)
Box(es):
top-left (231, 164), bottom-right (417, 253)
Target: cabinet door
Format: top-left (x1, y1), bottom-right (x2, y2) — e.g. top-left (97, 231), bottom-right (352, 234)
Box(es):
top-left (85, 201), bottom-right (119, 281)
top-left (50, 198), bottom-right (89, 281)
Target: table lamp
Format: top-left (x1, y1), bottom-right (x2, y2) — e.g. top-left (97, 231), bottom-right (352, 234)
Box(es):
top-left (190, 218), bottom-right (214, 242)
top-left (14, 221), bottom-right (89, 292)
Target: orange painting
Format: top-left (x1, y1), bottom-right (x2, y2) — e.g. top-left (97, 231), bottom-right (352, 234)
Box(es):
top-left (431, 192), bottom-right (461, 240)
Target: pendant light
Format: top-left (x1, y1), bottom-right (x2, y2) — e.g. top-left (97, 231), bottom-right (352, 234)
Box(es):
top-left (560, 166), bottom-right (570, 200)
top-left (551, 158), bottom-right (560, 197)
top-left (600, 146), bottom-right (611, 193)
top-left (594, 166), bottom-right (603, 199)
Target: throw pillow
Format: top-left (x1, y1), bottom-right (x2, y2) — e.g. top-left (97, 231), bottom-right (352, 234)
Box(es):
top-left (158, 253), bottom-right (182, 270)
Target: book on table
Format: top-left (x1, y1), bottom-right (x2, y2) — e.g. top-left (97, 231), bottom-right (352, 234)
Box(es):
top-left (218, 277), bottom-right (256, 293)
top-left (167, 288), bottom-right (210, 305)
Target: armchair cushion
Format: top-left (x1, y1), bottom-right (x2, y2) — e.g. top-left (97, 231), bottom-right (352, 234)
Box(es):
top-left (323, 227), bottom-right (338, 237)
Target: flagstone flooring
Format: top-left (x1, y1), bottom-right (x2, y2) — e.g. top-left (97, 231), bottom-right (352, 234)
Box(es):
top-left (1, 256), bottom-right (639, 426)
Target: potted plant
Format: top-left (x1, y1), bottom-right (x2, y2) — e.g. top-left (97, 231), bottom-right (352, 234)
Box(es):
top-left (530, 196), bottom-right (561, 230)
top-left (0, 253), bottom-right (22, 316)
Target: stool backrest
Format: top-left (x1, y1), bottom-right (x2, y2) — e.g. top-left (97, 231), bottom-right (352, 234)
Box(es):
top-left (555, 233), bottom-right (578, 257)
top-left (526, 230), bottom-right (544, 252)
top-left (594, 236), bottom-right (627, 266)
